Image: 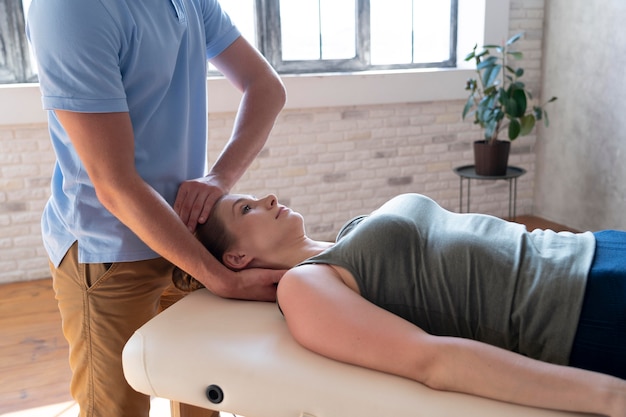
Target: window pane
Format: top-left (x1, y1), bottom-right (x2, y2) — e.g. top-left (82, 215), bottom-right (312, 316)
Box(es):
top-left (280, 0), bottom-right (356, 61)
top-left (218, 0), bottom-right (257, 45)
top-left (370, 0), bottom-right (452, 65)
top-left (22, 0), bottom-right (36, 76)
top-left (280, 0), bottom-right (321, 60)
top-left (413, 0), bottom-right (451, 62)
top-left (370, 0), bottom-right (413, 65)
top-left (319, 0), bottom-right (355, 60)
top-left (209, 0), bottom-right (255, 72)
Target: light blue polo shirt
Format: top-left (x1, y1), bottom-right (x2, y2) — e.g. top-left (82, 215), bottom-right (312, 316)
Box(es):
top-left (27, 0), bottom-right (241, 266)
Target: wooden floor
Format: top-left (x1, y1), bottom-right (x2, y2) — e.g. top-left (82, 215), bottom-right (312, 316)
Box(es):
top-left (0, 215), bottom-right (576, 416)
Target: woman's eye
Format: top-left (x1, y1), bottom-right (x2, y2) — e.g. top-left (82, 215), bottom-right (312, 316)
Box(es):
top-left (241, 204), bottom-right (252, 214)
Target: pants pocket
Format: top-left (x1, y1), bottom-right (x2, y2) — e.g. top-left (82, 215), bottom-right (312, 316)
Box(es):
top-left (84, 261), bottom-right (116, 289)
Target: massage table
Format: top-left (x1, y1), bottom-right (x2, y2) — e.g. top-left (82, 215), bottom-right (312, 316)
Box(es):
top-left (122, 289), bottom-right (589, 417)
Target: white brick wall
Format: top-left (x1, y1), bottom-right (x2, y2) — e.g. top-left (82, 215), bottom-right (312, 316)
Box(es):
top-left (0, 0), bottom-right (546, 284)
top-left (213, 101), bottom-right (537, 245)
top-left (0, 123), bottom-right (54, 282)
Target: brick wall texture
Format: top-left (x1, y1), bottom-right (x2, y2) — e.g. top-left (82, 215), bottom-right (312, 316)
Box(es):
top-left (0, 0), bottom-right (545, 284)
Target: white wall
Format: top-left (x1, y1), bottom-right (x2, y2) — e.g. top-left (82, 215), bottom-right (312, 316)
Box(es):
top-left (534, 0), bottom-right (626, 231)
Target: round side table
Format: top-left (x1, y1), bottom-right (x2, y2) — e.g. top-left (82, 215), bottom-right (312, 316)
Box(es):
top-left (453, 165), bottom-right (526, 219)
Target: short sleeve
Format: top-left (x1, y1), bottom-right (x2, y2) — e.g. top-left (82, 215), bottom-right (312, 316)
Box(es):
top-left (27, 0), bottom-right (128, 112)
top-left (198, 0), bottom-right (241, 59)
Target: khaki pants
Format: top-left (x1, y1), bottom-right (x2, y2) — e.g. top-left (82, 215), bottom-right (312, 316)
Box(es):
top-left (50, 242), bottom-right (176, 417)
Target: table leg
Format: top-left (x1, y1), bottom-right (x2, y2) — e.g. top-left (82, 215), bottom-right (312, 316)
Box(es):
top-left (506, 178), bottom-right (519, 219)
top-left (466, 178), bottom-right (471, 213)
top-left (170, 402), bottom-right (220, 417)
top-left (508, 179), bottom-right (513, 219)
top-left (459, 178), bottom-right (471, 213)
top-left (513, 177), bottom-right (518, 219)
top-left (459, 177), bottom-right (463, 213)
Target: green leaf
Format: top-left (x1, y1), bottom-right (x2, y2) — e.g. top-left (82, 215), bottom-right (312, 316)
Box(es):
top-left (508, 119), bottom-right (521, 140)
top-left (510, 89), bottom-right (527, 117)
top-left (507, 32), bottom-right (524, 45)
top-left (519, 114), bottom-right (536, 135)
top-left (494, 108), bottom-right (505, 122)
top-left (477, 55), bottom-right (497, 70)
top-left (482, 44), bottom-right (501, 49)
top-left (465, 44), bottom-right (479, 61)
top-left (515, 68), bottom-right (524, 77)
top-left (507, 51), bottom-right (523, 60)
top-left (482, 64), bottom-right (502, 87)
top-left (543, 110), bottom-right (550, 127)
top-left (483, 85), bottom-right (497, 96)
top-left (505, 98), bottom-right (519, 117)
top-left (462, 95), bottom-right (474, 120)
top-left (485, 119), bottom-right (498, 140)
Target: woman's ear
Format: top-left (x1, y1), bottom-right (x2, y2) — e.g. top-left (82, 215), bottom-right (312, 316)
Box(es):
top-left (223, 250), bottom-right (253, 270)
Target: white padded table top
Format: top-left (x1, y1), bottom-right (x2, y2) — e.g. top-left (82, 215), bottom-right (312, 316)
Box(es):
top-left (122, 289), bottom-right (586, 417)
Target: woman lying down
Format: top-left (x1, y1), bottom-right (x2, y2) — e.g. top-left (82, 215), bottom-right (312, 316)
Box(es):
top-left (173, 192), bottom-right (626, 416)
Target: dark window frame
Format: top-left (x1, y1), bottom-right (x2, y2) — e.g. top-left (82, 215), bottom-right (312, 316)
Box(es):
top-left (1, 0), bottom-right (36, 84)
top-left (256, 0), bottom-right (458, 74)
top-left (2, 0), bottom-right (458, 84)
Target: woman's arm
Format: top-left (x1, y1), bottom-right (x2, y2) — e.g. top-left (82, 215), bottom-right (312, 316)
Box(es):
top-left (277, 264), bottom-right (626, 416)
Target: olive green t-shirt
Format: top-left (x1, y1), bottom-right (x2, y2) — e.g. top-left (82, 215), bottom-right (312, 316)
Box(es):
top-left (300, 193), bottom-right (596, 364)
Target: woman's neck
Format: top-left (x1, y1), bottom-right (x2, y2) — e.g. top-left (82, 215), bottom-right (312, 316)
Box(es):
top-left (253, 238), bottom-right (333, 270)
top-left (295, 239), bottom-right (334, 264)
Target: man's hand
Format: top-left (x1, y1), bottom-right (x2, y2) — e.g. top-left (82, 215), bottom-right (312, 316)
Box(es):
top-left (174, 174), bottom-right (227, 232)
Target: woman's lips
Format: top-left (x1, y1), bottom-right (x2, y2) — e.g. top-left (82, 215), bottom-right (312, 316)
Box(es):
top-left (276, 206), bottom-right (289, 219)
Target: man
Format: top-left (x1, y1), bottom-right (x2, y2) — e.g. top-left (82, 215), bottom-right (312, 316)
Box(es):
top-left (27, 0), bottom-right (286, 415)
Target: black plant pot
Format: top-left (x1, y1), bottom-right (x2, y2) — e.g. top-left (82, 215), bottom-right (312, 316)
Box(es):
top-left (473, 140), bottom-right (510, 176)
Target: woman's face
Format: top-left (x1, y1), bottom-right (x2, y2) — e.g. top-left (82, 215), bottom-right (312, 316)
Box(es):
top-left (213, 194), bottom-right (306, 267)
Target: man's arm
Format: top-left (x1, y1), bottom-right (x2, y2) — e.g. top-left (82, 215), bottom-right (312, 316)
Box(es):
top-left (174, 36), bottom-right (286, 232)
top-left (277, 264), bottom-right (626, 416)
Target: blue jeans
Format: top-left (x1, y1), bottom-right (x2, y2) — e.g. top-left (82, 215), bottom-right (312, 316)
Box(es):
top-left (569, 230), bottom-right (626, 379)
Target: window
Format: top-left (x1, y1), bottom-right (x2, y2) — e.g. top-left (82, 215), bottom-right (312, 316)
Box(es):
top-left (1, 0), bottom-right (35, 84)
top-left (4, 0), bottom-right (458, 84)
top-left (225, 0), bottom-right (459, 74)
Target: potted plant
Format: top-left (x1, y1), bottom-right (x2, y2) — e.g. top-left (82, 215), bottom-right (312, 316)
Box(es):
top-left (462, 32), bottom-right (557, 176)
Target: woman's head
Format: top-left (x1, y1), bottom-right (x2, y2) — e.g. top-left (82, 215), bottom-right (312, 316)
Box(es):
top-left (172, 193), bottom-right (322, 292)
top-left (197, 193), bottom-right (307, 271)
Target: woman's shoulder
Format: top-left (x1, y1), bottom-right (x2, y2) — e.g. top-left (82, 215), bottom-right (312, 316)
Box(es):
top-left (282, 263), bottom-right (361, 294)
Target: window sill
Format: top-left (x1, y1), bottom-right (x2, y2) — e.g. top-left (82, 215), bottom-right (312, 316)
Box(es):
top-left (0, 67), bottom-right (473, 125)
top-left (207, 67), bottom-right (475, 113)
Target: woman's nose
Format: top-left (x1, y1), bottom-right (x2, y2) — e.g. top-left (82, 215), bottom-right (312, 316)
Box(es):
top-left (262, 194), bottom-right (277, 209)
